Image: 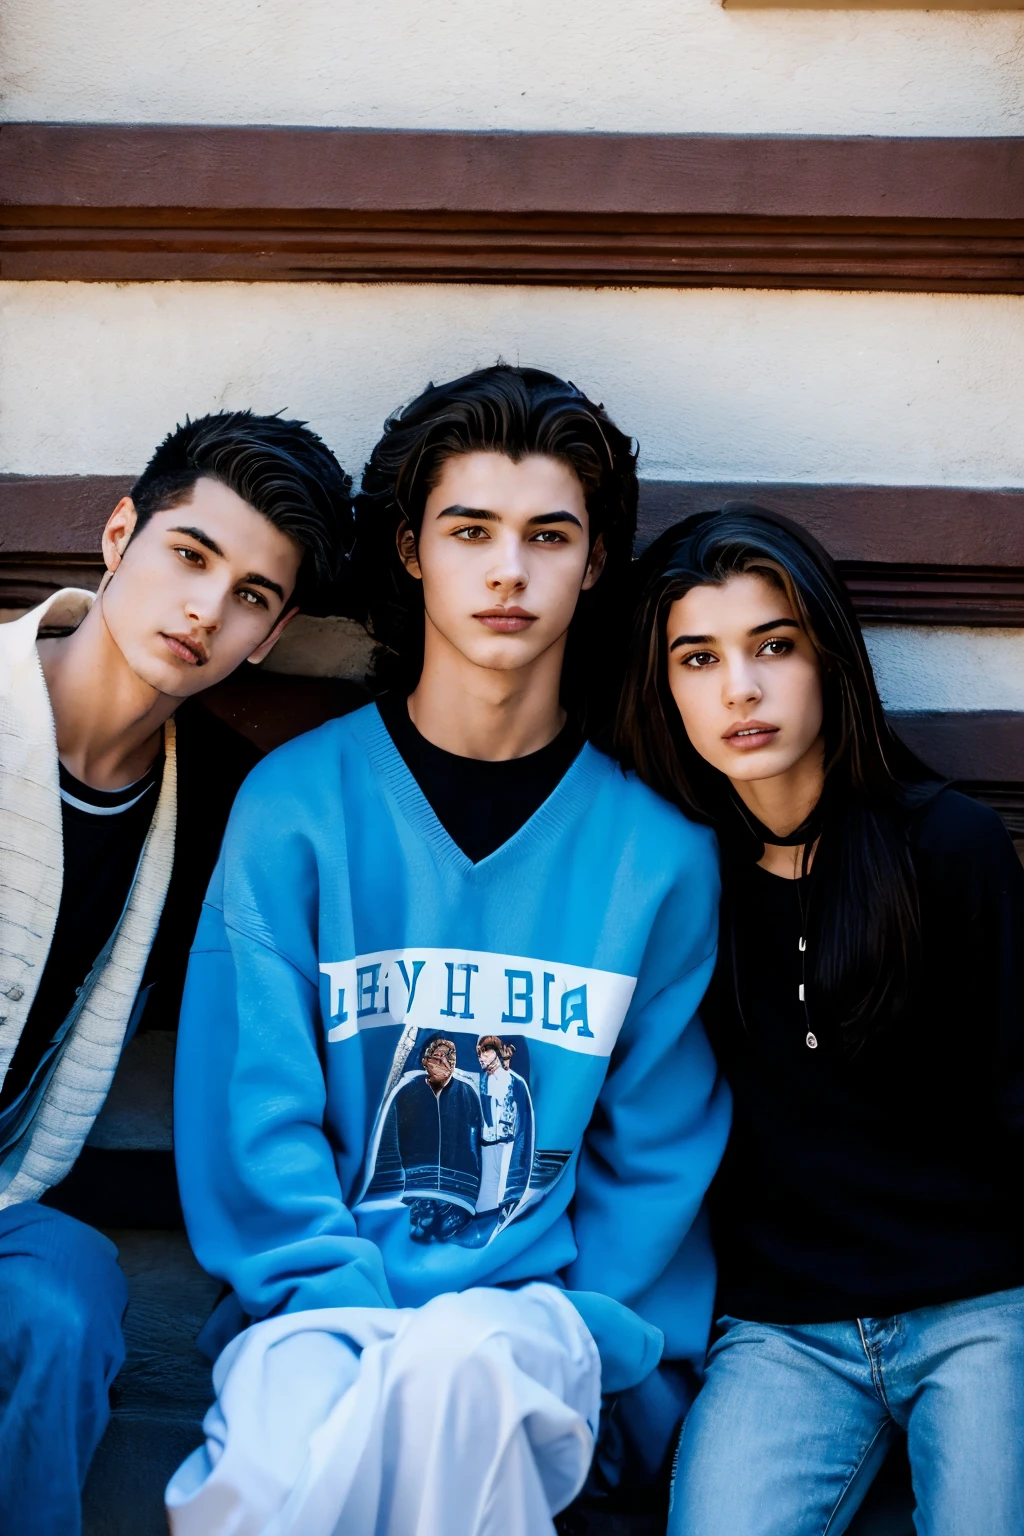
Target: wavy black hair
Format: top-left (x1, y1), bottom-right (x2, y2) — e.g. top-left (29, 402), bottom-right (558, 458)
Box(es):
top-left (615, 504), bottom-right (939, 1045)
top-left (351, 364), bottom-right (638, 733)
top-left (129, 410), bottom-right (354, 611)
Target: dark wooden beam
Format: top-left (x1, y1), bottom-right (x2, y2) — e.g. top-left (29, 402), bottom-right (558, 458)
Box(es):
top-left (838, 564), bottom-right (1024, 626)
top-left (3, 477), bottom-right (1023, 622)
top-left (891, 711), bottom-right (1024, 783)
top-left (635, 483), bottom-right (1024, 568)
top-left (3, 126), bottom-right (1023, 292)
top-left (5, 476), bottom-right (1024, 564)
top-left (892, 712), bottom-right (1024, 839)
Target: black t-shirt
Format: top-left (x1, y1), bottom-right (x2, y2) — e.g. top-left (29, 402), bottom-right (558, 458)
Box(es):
top-left (0, 756), bottom-right (162, 1112)
top-left (377, 693), bottom-right (582, 864)
top-left (704, 788), bottom-right (1024, 1323)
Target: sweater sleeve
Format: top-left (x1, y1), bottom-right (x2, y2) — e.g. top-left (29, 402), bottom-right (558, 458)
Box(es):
top-left (173, 773), bottom-right (395, 1322)
top-left (564, 822), bottom-right (732, 1386)
top-left (912, 792), bottom-right (1024, 1150)
top-left (996, 851), bottom-right (1024, 1149)
top-left (950, 804), bottom-right (1024, 1149)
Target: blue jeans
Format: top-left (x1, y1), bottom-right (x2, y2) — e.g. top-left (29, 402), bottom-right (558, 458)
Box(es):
top-left (669, 1285), bottom-right (1024, 1536)
top-left (0, 1203), bottom-right (128, 1536)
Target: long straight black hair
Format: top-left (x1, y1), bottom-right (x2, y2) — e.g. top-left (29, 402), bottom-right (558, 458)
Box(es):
top-left (615, 505), bottom-right (939, 1045)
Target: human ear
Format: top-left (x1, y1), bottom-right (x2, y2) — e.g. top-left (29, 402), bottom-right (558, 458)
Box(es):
top-left (101, 497), bottom-right (139, 576)
top-left (396, 521), bottom-right (423, 582)
top-left (246, 606), bottom-right (299, 665)
top-left (581, 533), bottom-right (607, 592)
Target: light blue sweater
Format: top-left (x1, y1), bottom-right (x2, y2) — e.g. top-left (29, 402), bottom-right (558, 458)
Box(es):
top-left (175, 704), bottom-right (730, 1394)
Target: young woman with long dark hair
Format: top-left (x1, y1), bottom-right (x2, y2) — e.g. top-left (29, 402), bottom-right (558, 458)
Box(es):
top-left (616, 505), bottom-right (1024, 1535)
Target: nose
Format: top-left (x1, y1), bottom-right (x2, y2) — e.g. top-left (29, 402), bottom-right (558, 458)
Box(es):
top-left (485, 532), bottom-right (529, 598)
top-left (184, 583), bottom-right (226, 634)
top-left (721, 655), bottom-right (762, 710)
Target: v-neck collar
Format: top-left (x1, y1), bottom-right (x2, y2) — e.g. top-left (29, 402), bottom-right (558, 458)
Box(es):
top-left (358, 702), bottom-right (612, 878)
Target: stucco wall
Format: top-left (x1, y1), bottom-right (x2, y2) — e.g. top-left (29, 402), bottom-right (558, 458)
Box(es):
top-left (3, 279), bottom-right (1022, 713)
top-left (865, 628), bottom-right (1024, 713)
top-left (4, 281), bottom-right (1023, 487)
top-left (4, 2), bottom-right (1023, 719)
top-left (2, 0), bottom-right (1023, 135)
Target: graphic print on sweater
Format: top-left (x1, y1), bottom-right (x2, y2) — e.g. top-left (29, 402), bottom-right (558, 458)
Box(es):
top-left (320, 948), bottom-right (637, 1249)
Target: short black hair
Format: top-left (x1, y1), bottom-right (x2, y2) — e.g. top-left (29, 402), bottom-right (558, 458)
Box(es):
top-left (352, 364), bottom-right (638, 733)
top-left (129, 410), bottom-right (354, 611)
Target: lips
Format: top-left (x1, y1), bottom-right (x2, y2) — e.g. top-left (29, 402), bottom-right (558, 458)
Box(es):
top-left (473, 607), bottom-right (537, 633)
top-left (723, 721), bottom-right (779, 751)
top-left (161, 632), bottom-right (208, 666)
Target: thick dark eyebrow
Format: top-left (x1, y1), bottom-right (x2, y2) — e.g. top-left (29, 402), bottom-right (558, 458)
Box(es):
top-left (169, 525), bottom-right (225, 558)
top-left (530, 510), bottom-right (584, 530)
top-left (669, 617), bottom-right (800, 653)
top-left (241, 572), bottom-right (285, 602)
top-left (436, 504), bottom-right (499, 523)
top-left (435, 504), bottom-right (583, 530)
top-left (749, 618), bottom-right (800, 636)
top-left (169, 526), bottom-right (284, 602)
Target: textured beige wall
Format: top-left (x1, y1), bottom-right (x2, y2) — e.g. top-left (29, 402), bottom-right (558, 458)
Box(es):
top-left (2, 0), bottom-right (1023, 134)
top-left (3, 281), bottom-right (1024, 487)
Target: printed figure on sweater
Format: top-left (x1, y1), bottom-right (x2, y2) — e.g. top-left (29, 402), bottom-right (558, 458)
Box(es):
top-left (342, 944), bottom-right (629, 1250)
top-left (360, 1026), bottom-right (539, 1246)
top-left (367, 1033), bottom-right (483, 1243)
top-left (475, 1036), bottom-right (534, 1224)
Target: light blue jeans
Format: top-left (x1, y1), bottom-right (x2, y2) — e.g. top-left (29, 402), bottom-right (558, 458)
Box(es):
top-left (669, 1284), bottom-right (1024, 1536)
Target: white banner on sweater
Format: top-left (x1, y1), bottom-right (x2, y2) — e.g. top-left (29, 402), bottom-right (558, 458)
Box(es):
top-left (319, 947), bottom-right (636, 1059)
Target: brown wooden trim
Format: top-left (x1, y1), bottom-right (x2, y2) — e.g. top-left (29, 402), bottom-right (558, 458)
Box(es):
top-left (838, 564), bottom-right (1024, 626)
top-left (3, 126), bottom-right (1024, 292)
top-left (9, 557), bottom-right (1019, 627)
top-left (5, 476), bottom-right (1024, 565)
top-left (635, 483), bottom-right (1024, 567)
top-left (891, 713), bottom-right (1024, 839)
top-left (3, 478), bottom-right (1024, 618)
top-left (891, 711), bottom-right (1024, 782)
top-left (964, 785), bottom-right (1024, 841)
top-left (0, 475), bottom-right (128, 556)
top-left (727, 0), bottom-right (1023, 9)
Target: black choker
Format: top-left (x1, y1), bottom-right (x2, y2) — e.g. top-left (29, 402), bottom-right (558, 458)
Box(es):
top-left (728, 789), bottom-right (827, 851)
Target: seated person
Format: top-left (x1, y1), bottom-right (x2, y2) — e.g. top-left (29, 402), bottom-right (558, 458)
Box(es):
top-left (0, 410), bottom-right (353, 1536)
top-left (617, 505), bottom-right (1024, 1535)
top-left (166, 365), bottom-right (732, 1536)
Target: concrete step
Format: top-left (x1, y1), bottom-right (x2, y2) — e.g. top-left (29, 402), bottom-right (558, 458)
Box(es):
top-left (83, 1229), bottom-right (219, 1536)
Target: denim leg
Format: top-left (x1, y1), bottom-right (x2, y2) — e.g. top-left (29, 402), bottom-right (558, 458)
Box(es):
top-left (874, 1285), bottom-right (1024, 1536)
top-left (0, 1202), bottom-right (128, 1536)
top-left (668, 1316), bottom-right (895, 1536)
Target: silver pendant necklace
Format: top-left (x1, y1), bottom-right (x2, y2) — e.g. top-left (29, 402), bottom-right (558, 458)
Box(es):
top-left (796, 884), bottom-right (817, 1049)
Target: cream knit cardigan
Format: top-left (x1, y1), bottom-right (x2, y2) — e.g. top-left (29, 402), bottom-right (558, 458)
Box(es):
top-left (0, 589), bottom-right (177, 1207)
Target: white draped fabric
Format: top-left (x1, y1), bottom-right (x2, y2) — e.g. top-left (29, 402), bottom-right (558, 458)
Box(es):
top-left (166, 1283), bottom-right (601, 1536)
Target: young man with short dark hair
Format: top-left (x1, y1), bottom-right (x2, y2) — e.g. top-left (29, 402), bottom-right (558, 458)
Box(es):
top-left (169, 368), bottom-right (730, 1536)
top-left (0, 410), bottom-right (353, 1536)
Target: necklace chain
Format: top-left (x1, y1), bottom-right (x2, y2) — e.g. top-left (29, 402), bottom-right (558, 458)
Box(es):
top-left (796, 883), bottom-right (817, 1050)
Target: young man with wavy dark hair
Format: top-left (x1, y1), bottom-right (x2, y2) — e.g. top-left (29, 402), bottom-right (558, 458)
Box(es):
top-left (170, 366), bottom-right (730, 1536)
top-left (0, 410), bottom-right (353, 1536)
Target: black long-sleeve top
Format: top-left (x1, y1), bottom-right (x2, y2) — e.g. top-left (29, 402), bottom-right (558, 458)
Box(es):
top-left (703, 788), bottom-right (1024, 1324)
